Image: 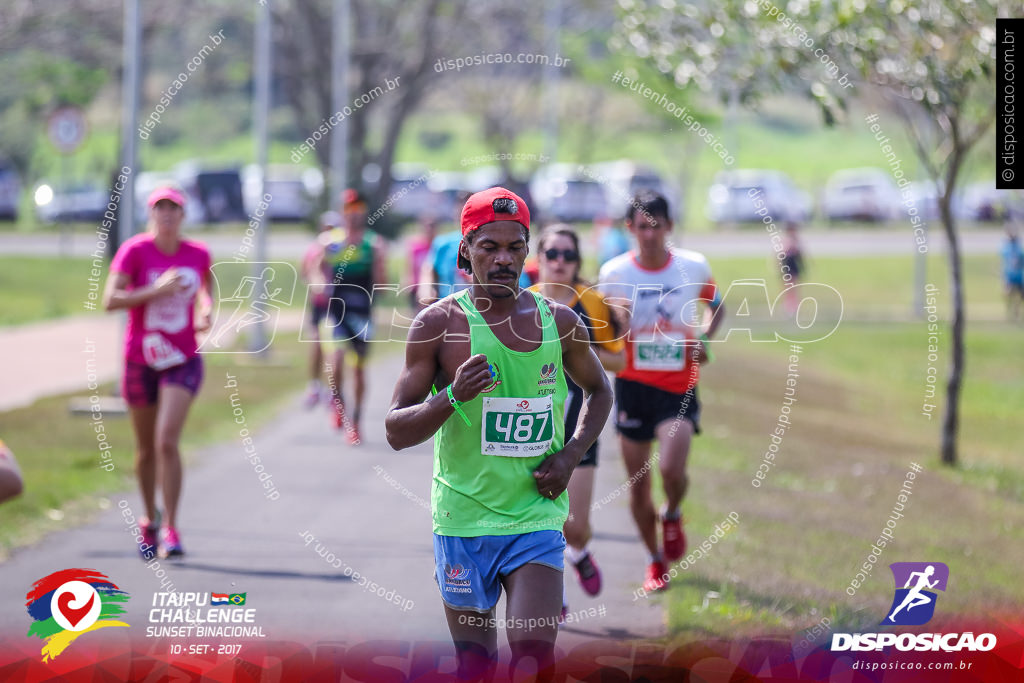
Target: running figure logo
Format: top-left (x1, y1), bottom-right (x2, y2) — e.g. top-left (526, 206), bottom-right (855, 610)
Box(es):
top-left (200, 262), bottom-right (297, 354)
top-left (883, 562), bottom-right (949, 626)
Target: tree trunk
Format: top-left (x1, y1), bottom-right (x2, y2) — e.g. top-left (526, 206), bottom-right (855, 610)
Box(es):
top-left (938, 188), bottom-right (964, 466)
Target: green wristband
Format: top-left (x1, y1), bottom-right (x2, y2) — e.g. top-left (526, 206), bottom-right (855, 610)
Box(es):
top-left (446, 385), bottom-right (472, 426)
top-left (699, 333), bottom-right (715, 362)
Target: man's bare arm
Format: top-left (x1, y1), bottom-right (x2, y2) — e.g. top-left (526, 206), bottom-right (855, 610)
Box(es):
top-left (385, 305), bottom-right (493, 450)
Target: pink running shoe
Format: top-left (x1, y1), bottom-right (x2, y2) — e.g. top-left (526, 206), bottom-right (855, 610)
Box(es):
top-left (572, 551), bottom-right (603, 596)
top-left (159, 526), bottom-right (184, 559)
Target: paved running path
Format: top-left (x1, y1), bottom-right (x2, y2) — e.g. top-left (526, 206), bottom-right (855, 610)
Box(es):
top-left (0, 352), bottom-right (663, 656)
top-left (0, 315), bottom-right (122, 412)
top-left (0, 311), bottom-right (305, 412)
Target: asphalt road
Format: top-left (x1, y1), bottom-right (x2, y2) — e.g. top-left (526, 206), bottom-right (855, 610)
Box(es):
top-left (0, 353), bottom-right (664, 658)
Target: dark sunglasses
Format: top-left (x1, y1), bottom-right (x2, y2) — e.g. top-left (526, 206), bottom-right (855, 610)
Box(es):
top-left (543, 248), bottom-right (579, 262)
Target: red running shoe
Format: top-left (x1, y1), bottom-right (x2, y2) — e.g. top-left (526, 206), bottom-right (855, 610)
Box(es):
top-left (662, 515), bottom-right (686, 562)
top-left (573, 551), bottom-right (603, 596)
top-left (643, 561), bottom-right (669, 593)
top-left (331, 399), bottom-right (346, 430)
top-left (346, 425), bottom-right (362, 445)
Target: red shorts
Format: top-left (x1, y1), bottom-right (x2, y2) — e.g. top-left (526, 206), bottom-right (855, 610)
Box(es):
top-left (122, 356), bottom-right (204, 406)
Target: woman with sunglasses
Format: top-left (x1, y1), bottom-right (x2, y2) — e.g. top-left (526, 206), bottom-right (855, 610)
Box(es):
top-left (530, 225), bottom-right (624, 612)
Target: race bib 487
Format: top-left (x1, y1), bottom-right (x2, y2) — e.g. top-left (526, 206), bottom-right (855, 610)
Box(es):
top-left (481, 396), bottom-right (554, 457)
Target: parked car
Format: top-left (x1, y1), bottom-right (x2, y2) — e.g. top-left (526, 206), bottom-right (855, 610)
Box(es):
top-left (530, 163), bottom-right (608, 223)
top-left (960, 181), bottom-right (1023, 222)
top-left (383, 163), bottom-right (447, 220)
top-left (902, 181), bottom-right (941, 222)
top-left (590, 159), bottom-right (680, 220)
top-left (822, 168), bottom-right (902, 222)
top-left (425, 170), bottom-right (468, 220)
top-left (34, 182), bottom-right (108, 223)
top-left (242, 164), bottom-right (323, 222)
top-left (706, 169), bottom-right (811, 224)
top-left (135, 170), bottom-right (205, 225)
top-left (172, 163), bottom-right (246, 223)
top-left (0, 162), bottom-right (21, 220)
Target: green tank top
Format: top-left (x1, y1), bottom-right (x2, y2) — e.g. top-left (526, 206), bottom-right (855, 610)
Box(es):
top-left (323, 228), bottom-right (374, 281)
top-left (432, 288), bottom-right (570, 536)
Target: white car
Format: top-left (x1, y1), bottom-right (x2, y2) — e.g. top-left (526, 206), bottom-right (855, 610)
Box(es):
top-left (589, 159), bottom-right (680, 220)
top-left (530, 163), bottom-right (608, 223)
top-left (242, 164), bottom-right (323, 222)
top-left (706, 169), bottom-right (811, 224)
top-left (822, 168), bottom-right (902, 222)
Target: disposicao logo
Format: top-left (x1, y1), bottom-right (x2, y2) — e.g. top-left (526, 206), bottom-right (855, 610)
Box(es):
top-left (25, 569), bottom-right (130, 661)
top-left (884, 562), bottom-right (948, 626)
top-left (831, 562), bottom-right (996, 653)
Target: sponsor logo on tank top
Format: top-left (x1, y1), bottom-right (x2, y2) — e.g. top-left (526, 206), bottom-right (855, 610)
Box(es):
top-left (537, 362), bottom-right (558, 386)
top-left (481, 361), bottom-right (502, 393)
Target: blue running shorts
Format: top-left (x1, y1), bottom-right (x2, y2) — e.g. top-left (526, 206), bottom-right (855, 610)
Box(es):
top-left (433, 530), bottom-right (565, 612)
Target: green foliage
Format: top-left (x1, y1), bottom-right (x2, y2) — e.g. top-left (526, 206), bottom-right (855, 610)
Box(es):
top-left (0, 50), bottom-right (108, 175)
top-left (15, 50), bottom-right (108, 110)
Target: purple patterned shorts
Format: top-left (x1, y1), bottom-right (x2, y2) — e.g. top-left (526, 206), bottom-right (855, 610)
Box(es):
top-left (122, 356), bottom-right (204, 406)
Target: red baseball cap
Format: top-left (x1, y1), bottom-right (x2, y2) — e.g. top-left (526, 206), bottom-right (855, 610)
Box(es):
top-left (341, 188), bottom-right (367, 213)
top-left (147, 186), bottom-right (186, 208)
top-left (460, 187), bottom-right (530, 236)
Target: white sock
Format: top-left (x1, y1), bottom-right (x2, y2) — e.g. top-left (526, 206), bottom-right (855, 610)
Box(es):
top-left (662, 506), bottom-right (681, 521)
top-left (307, 379), bottom-right (322, 391)
top-left (566, 545), bottom-right (588, 564)
top-left (649, 552), bottom-right (663, 565)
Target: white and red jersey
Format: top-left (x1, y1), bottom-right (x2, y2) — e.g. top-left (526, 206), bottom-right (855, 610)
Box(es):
top-left (598, 248), bottom-right (719, 394)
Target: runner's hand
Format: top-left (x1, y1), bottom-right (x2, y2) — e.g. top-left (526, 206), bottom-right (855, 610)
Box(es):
top-left (195, 310), bottom-right (212, 333)
top-left (688, 339), bottom-right (709, 365)
top-left (532, 449), bottom-right (576, 500)
top-left (450, 354), bottom-right (492, 403)
top-left (152, 268), bottom-right (186, 297)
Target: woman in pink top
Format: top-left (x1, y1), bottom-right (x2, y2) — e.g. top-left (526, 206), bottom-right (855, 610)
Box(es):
top-left (103, 187), bottom-right (212, 560)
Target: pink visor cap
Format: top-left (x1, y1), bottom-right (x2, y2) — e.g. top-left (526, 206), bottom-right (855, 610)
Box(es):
top-left (147, 186), bottom-right (186, 208)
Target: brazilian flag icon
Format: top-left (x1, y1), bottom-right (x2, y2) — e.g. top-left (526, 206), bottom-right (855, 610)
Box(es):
top-left (228, 593), bottom-right (246, 605)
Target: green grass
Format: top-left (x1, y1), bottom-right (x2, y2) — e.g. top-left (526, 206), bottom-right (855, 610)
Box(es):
top-left (0, 249), bottom-right (411, 327)
top-left (0, 257), bottom-right (97, 325)
top-left (707, 253), bottom-right (1005, 321)
top-left (0, 336), bottom-right (315, 557)
top-left (657, 312), bottom-right (1024, 639)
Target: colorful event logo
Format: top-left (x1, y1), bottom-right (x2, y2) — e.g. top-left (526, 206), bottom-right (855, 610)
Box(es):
top-left (883, 562), bottom-right (949, 626)
top-left (25, 569), bottom-right (130, 662)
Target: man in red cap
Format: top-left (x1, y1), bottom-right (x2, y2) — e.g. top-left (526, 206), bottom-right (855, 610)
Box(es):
top-left (385, 187), bottom-right (612, 680)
